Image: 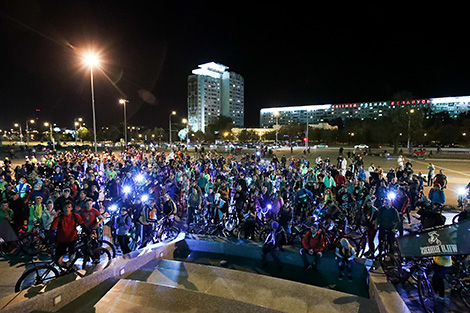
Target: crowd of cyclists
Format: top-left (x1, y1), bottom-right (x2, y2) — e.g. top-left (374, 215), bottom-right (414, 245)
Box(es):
top-left (0, 145), bottom-right (468, 310)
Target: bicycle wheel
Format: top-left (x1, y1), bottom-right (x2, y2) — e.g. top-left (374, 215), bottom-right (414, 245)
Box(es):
top-left (259, 228), bottom-right (272, 242)
top-left (21, 233), bottom-right (41, 256)
top-left (161, 227), bottom-right (180, 242)
top-left (457, 283), bottom-right (470, 309)
top-left (0, 241), bottom-right (21, 257)
top-left (128, 233), bottom-right (140, 251)
top-left (88, 247), bottom-right (112, 272)
top-left (15, 264), bottom-right (59, 292)
top-left (379, 253), bottom-right (402, 284)
top-left (356, 236), bottom-right (368, 258)
top-left (418, 274), bottom-right (436, 313)
top-left (98, 239), bottom-right (116, 258)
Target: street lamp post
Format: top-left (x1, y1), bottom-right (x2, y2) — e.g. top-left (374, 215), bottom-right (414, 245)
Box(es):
top-left (407, 109), bottom-right (415, 151)
top-left (84, 54), bottom-right (99, 153)
top-left (273, 112), bottom-right (279, 144)
top-left (44, 122), bottom-right (55, 150)
top-left (74, 117), bottom-right (82, 144)
top-left (26, 119), bottom-right (34, 145)
top-left (169, 111), bottom-right (176, 146)
top-left (182, 118), bottom-right (188, 145)
top-left (119, 99), bottom-right (128, 146)
top-left (14, 123), bottom-right (23, 144)
top-left (305, 110), bottom-right (310, 149)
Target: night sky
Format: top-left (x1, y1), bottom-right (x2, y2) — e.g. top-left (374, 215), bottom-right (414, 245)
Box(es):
top-left (0, 1), bottom-right (468, 130)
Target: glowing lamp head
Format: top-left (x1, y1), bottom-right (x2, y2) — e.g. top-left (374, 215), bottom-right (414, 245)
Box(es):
top-left (122, 186), bottom-right (131, 194)
top-left (266, 204), bottom-right (272, 210)
top-left (141, 194), bottom-right (149, 202)
top-left (109, 204), bottom-right (118, 212)
top-left (458, 188), bottom-right (467, 196)
top-left (84, 54), bottom-right (99, 66)
top-left (135, 174), bottom-right (145, 183)
top-left (387, 191), bottom-right (397, 201)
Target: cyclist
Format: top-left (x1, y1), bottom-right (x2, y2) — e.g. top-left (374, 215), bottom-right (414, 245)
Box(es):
top-left (0, 200), bottom-right (14, 223)
top-left (432, 255), bottom-right (453, 303)
top-left (294, 184), bottom-right (313, 221)
top-left (300, 224), bottom-right (325, 270)
top-left (27, 195), bottom-right (45, 231)
top-left (377, 197), bottom-right (399, 254)
top-left (114, 207), bottom-right (132, 254)
top-left (262, 221), bottom-right (286, 271)
top-left (79, 198), bottom-right (103, 231)
top-left (187, 186), bottom-right (202, 225)
top-left (41, 199), bottom-right (57, 245)
top-left (432, 170), bottom-right (447, 189)
top-left (361, 197), bottom-right (378, 257)
top-left (335, 238), bottom-right (356, 281)
top-left (428, 183), bottom-right (445, 206)
top-left (50, 200), bottom-right (90, 268)
top-left (161, 193), bottom-right (177, 218)
top-left (138, 197), bottom-right (158, 248)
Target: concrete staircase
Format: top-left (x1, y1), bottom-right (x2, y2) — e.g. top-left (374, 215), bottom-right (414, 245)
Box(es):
top-left (97, 258), bottom-right (379, 313)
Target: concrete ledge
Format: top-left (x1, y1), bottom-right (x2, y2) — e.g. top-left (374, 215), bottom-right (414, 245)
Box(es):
top-left (368, 267), bottom-right (410, 313)
top-left (0, 234), bottom-right (184, 313)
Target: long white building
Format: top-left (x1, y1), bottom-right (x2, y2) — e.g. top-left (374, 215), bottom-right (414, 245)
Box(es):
top-left (188, 62), bottom-right (244, 132)
top-left (260, 96), bottom-right (470, 127)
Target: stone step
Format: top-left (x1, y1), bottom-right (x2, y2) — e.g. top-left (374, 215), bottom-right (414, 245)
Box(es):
top-left (94, 278), bottom-right (282, 313)
top-left (124, 258), bottom-right (379, 313)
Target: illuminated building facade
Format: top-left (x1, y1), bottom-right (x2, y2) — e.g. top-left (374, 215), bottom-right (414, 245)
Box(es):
top-left (260, 96), bottom-right (470, 127)
top-left (188, 62), bottom-right (244, 132)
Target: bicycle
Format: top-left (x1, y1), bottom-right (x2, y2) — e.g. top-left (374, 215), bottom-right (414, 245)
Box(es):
top-left (444, 255), bottom-right (470, 309)
top-left (152, 216), bottom-right (180, 243)
top-left (321, 218), bottom-right (358, 253)
top-left (15, 234), bottom-right (112, 292)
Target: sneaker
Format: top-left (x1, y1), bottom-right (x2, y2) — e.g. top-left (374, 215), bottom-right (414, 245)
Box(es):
top-left (338, 273), bottom-right (344, 280)
top-left (348, 276), bottom-right (353, 282)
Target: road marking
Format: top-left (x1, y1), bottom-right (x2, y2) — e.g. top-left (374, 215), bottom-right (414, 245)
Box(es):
top-left (412, 159), bottom-right (470, 178)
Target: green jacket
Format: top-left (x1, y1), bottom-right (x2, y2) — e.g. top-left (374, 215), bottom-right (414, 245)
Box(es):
top-left (0, 207), bottom-right (14, 222)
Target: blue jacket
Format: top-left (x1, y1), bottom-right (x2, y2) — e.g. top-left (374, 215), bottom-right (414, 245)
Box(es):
top-left (428, 188), bottom-right (445, 205)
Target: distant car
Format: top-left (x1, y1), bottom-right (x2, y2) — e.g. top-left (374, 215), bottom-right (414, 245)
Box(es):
top-left (312, 144), bottom-right (328, 149)
top-left (354, 144), bottom-right (369, 149)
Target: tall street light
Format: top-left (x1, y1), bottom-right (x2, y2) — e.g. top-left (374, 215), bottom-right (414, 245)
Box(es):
top-left (44, 122), bottom-right (55, 150)
top-left (273, 111), bottom-right (279, 144)
top-left (169, 111), bottom-right (176, 146)
top-left (26, 119), bottom-right (35, 145)
top-left (182, 118), bottom-right (188, 145)
top-left (74, 117), bottom-right (83, 144)
top-left (119, 99), bottom-right (128, 146)
top-left (14, 123), bottom-right (23, 144)
top-left (305, 110), bottom-right (310, 149)
top-left (407, 109), bottom-right (415, 152)
top-left (84, 54), bottom-right (99, 153)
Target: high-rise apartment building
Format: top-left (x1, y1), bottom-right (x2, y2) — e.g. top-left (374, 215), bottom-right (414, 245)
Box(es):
top-left (188, 62), bottom-right (244, 132)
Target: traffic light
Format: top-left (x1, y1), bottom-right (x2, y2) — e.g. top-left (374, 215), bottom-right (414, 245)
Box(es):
top-left (303, 137), bottom-right (307, 142)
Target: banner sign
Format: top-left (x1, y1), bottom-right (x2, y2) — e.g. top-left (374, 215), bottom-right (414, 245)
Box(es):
top-left (397, 219), bottom-right (470, 257)
top-left (0, 219), bottom-right (19, 243)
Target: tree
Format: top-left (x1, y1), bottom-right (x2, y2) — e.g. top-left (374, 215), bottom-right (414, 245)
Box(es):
top-left (77, 126), bottom-right (93, 141)
top-left (207, 116), bottom-right (234, 141)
